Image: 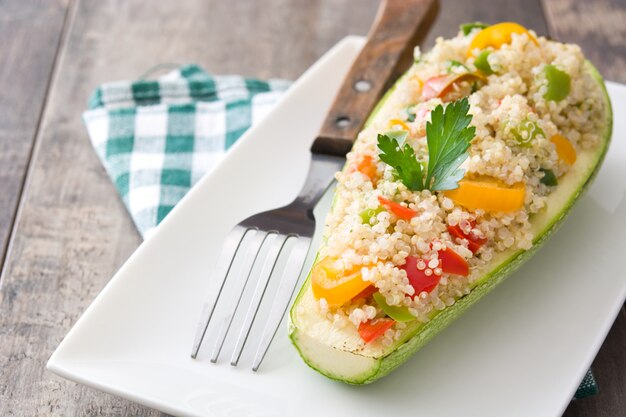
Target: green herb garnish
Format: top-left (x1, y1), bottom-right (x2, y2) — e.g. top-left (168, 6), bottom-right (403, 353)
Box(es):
top-left (377, 133), bottom-right (425, 191)
top-left (385, 129), bottom-right (409, 145)
top-left (460, 22), bottom-right (489, 36)
top-left (425, 98), bottom-right (476, 190)
top-left (377, 98), bottom-right (475, 192)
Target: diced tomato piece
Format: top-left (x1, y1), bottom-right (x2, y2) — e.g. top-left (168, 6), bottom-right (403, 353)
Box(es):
top-left (422, 73), bottom-right (485, 101)
top-left (422, 74), bottom-right (453, 100)
top-left (402, 256), bottom-right (440, 295)
top-left (438, 247), bottom-right (469, 276)
top-left (377, 196), bottom-right (417, 221)
top-left (448, 223), bottom-right (487, 253)
top-left (353, 284), bottom-right (377, 300)
top-left (358, 318), bottom-right (395, 344)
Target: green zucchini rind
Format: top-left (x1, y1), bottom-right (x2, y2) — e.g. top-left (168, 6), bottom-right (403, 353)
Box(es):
top-left (288, 61), bottom-right (612, 384)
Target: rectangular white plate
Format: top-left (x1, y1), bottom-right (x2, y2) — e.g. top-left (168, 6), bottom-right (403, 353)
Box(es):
top-left (48, 37), bottom-right (626, 417)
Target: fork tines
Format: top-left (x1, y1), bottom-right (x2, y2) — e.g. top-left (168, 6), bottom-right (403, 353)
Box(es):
top-left (191, 225), bottom-right (311, 371)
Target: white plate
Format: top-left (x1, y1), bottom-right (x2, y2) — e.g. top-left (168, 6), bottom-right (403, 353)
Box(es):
top-left (48, 37), bottom-right (626, 417)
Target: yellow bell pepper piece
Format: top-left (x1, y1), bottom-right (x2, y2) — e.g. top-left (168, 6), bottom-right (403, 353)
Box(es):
top-left (550, 134), bottom-right (577, 165)
top-left (311, 257), bottom-right (371, 307)
top-left (444, 177), bottom-right (526, 212)
top-left (388, 118), bottom-right (411, 132)
top-left (468, 22), bottom-right (539, 57)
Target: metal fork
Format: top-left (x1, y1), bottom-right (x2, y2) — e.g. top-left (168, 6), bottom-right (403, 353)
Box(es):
top-left (190, 0), bottom-right (438, 371)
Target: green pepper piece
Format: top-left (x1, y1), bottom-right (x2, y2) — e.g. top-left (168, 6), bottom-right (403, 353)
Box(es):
top-left (540, 168), bottom-right (558, 186)
top-left (360, 207), bottom-right (385, 225)
top-left (474, 50), bottom-right (494, 74)
top-left (460, 22), bottom-right (489, 36)
top-left (511, 118), bottom-right (545, 147)
top-left (544, 64), bottom-right (571, 102)
top-left (373, 292), bottom-right (415, 322)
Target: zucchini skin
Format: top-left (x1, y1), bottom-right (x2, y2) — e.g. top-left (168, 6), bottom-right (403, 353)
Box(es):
top-left (289, 61), bottom-right (613, 384)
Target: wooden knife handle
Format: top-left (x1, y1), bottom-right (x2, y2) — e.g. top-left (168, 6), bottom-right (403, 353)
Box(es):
top-left (311, 0), bottom-right (438, 157)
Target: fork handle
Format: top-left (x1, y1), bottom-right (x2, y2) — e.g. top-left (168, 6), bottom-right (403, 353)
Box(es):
top-left (311, 0), bottom-right (438, 157)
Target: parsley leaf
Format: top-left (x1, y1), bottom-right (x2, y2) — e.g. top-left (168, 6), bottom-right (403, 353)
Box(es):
top-left (377, 97), bottom-right (475, 192)
top-left (377, 133), bottom-right (424, 191)
top-left (425, 98), bottom-right (475, 190)
top-left (384, 129), bottom-right (409, 145)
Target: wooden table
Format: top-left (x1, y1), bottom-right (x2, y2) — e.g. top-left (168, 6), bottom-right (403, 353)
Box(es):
top-left (0, 0), bottom-right (624, 415)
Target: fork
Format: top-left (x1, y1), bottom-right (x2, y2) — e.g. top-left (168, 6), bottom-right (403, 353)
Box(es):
top-left (191, 0), bottom-right (438, 371)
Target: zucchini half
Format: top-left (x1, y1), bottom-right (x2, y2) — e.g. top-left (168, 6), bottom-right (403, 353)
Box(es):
top-left (288, 61), bottom-right (613, 384)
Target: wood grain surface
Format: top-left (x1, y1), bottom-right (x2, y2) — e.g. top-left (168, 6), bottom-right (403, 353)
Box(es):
top-left (0, 0), bottom-right (69, 273)
top-left (543, 0), bottom-right (626, 83)
top-left (0, 1), bottom-right (623, 416)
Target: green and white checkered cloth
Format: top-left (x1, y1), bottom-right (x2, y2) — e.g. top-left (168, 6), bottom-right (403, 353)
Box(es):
top-left (82, 64), bottom-right (597, 399)
top-left (83, 64), bottom-right (290, 238)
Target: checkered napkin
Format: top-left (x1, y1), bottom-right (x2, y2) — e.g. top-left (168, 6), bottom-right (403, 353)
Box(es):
top-left (83, 64), bottom-right (290, 238)
top-left (82, 64), bottom-right (597, 398)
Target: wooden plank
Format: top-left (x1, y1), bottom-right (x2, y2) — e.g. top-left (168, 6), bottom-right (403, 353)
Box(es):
top-left (0, 0), bottom-right (69, 271)
top-left (543, 0), bottom-right (626, 83)
top-left (543, 1), bottom-right (626, 415)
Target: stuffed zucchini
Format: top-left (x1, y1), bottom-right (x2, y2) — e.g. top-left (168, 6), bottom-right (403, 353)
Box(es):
top-left (289, 22), bottom-right (613, 384)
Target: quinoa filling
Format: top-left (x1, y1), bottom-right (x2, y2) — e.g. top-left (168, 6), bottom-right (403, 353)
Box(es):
top-left (306, 23), bottom-right (607, 349)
